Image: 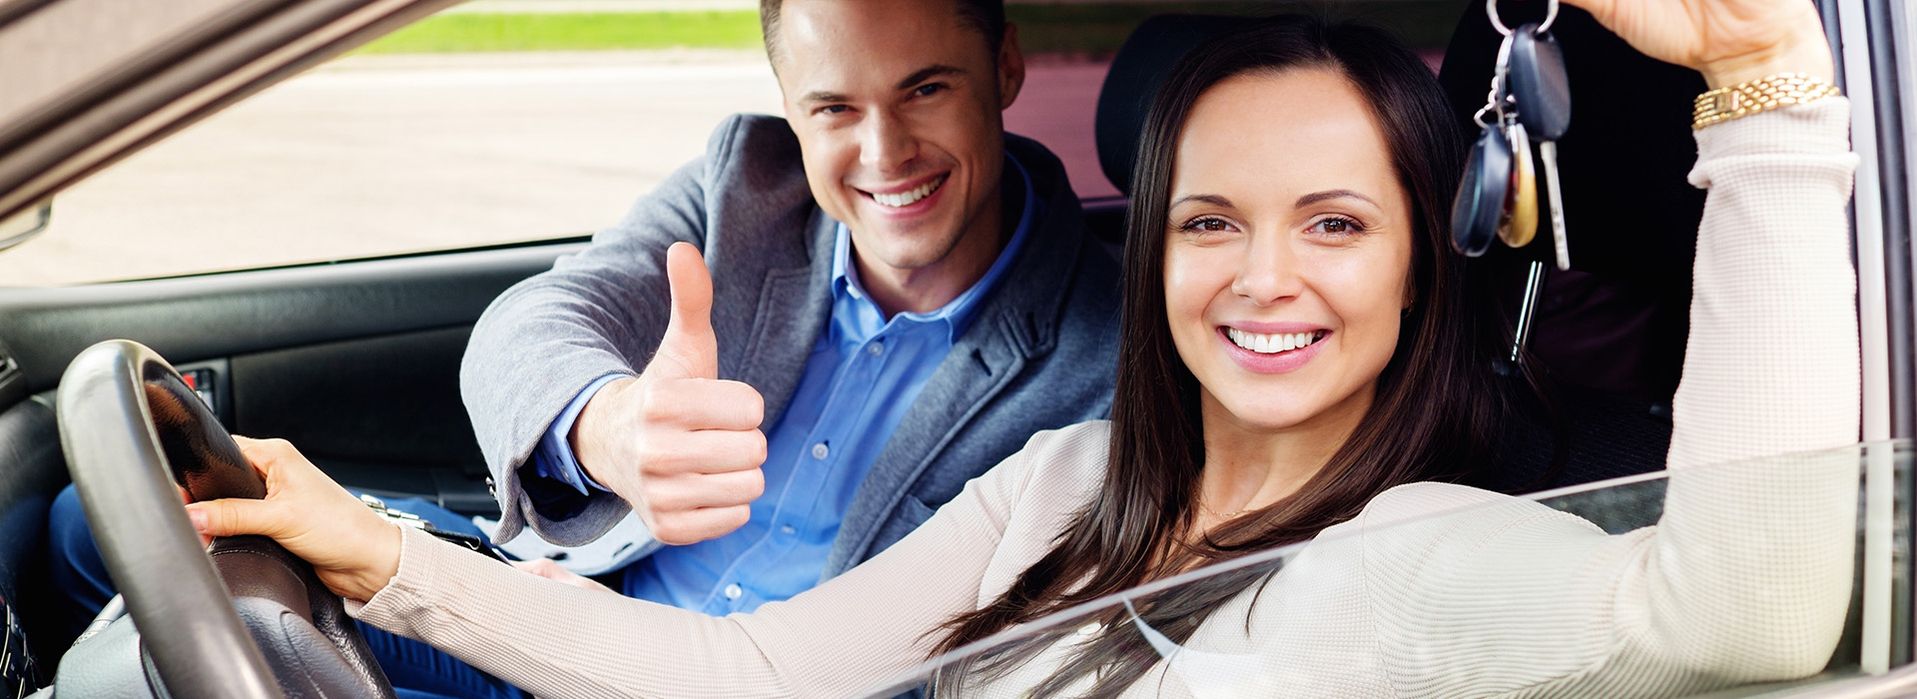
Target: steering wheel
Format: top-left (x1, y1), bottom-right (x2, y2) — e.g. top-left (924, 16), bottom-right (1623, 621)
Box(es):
top-left (54, 340), bottom-right (395, 698)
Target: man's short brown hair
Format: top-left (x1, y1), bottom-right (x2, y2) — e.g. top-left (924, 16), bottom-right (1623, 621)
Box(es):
top-left (758, 0), bottom-right (1007, 67)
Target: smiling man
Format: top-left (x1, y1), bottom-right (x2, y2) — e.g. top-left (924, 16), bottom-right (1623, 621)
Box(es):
top-left (446, 0), bottom-right (1122, 694)
top-left (38, 1), bottom-right (1117, 695)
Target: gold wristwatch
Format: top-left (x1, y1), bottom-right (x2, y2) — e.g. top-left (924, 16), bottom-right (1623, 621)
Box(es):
top-left (1693, 72), bottom-right (1842, 130)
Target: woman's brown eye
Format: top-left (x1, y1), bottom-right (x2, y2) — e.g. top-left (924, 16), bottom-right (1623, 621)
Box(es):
top-left (1312, 216), bottom-right (1364, 237)
top-left (1184, 217), bottom-right (1230, 233)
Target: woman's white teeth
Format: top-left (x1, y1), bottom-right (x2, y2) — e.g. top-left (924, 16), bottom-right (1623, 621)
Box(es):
top-left (1226, 328), bottom-right (1324, 354)
top-left (871, 176), bottom-right (945, 208)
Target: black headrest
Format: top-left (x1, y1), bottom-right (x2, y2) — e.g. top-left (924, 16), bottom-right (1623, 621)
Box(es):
top-left (1094, 14), bottom-right (1242, 197)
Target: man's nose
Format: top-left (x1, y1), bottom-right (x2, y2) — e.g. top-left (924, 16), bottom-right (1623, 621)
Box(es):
top-left (858, 111), bottom-right (918, 175)
top-left (1231, 233), bottom-right (1305, 305)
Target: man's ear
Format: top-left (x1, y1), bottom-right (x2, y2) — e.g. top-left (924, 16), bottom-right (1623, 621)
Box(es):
top-left (997, 23), bottom-right (1026, 110)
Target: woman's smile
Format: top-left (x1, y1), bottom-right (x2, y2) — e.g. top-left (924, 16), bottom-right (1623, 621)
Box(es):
top-left (1218, 325), bottom-right (1330, 373)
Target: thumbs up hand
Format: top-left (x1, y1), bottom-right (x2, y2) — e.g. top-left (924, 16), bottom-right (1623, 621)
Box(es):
top-left (570, 243), bottom-right (768, 545)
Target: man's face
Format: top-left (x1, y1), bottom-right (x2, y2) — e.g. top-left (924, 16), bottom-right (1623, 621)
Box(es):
top-left (772, 0), bottom-right (1024, 279)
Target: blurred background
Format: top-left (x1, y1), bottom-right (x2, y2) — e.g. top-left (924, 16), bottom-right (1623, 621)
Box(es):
top-left (0, 0), bottom-right (1459, 286)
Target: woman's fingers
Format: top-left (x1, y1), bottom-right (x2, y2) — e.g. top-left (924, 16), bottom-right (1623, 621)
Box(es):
top-left (1556, 0), bottom-right (1832, 87)
top-left (513, 559), bottom-right (618, 595)
top-left (191, 435), bottom-right (406, 601)
top-left (233, 435), bottom-right (302, 483)
top-left (184, 498), bottom-right (283, 538)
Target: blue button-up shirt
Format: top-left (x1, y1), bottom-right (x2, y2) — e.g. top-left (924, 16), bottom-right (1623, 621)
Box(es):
top-left (529, 153), bottom-right (1038, 614)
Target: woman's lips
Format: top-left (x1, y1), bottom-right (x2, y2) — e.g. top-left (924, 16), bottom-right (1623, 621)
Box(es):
top-left (1218, 326), bottom-right (1329, 374)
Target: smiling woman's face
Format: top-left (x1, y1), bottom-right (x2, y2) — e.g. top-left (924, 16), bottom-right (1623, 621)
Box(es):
top-left (1164, 67), bottom-right (1413, 437)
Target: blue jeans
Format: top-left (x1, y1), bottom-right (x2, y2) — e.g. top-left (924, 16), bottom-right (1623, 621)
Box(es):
top-left (47, 484), bottom-right (527, 699)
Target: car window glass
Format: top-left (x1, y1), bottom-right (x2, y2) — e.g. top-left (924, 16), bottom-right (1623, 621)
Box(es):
top-left (0, 1), bottom-right (1467, 287)
top-left (0, 4), bottom-right (783, 286)
top-left (868, 442), bottom-right (1902, 698)
top-left (0, 0), bottom-right (248, 126)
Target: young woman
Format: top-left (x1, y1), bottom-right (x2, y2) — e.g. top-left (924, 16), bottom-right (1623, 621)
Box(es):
top-left (191, 0), bottom-right (1862, 695)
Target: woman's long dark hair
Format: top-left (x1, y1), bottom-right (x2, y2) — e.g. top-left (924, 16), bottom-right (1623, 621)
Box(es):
top-left (930, 15), bottom-right (1514, 696)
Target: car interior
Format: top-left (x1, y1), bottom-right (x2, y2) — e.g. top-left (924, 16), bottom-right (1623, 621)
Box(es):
top-left (0, 0), bottom-right (1883, 695)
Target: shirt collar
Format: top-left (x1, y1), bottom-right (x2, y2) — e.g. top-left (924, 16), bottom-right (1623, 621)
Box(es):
top-left (830, 150), bottom-right (1041, 342)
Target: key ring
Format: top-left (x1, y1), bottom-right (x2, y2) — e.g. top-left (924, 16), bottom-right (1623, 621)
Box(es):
top-left (1473, 33), bottom-right (1516, 128)
top-left (1487, 0), bottom-right (1558, 37)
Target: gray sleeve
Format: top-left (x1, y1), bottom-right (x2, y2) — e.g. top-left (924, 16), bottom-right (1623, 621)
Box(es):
top-left (461, 116), bottom-right (743, 546)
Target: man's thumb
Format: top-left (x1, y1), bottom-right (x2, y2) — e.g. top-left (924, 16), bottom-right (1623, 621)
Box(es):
top-left (657, 242), bottom-right (718, 379)
top-left (185, 499), bottom-right (280, 538)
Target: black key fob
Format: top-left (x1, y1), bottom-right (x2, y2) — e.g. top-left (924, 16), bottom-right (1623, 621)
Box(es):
top-left (1509, 25), bottom-right (1572, 140)
top-left (1451, 123), bottom-right (1512, 257)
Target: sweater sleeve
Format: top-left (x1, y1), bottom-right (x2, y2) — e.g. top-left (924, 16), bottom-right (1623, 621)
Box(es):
top-left (351, 424), bottom-right (1099, 698)
top-left (1363, 99), bottom-right (1862, 696)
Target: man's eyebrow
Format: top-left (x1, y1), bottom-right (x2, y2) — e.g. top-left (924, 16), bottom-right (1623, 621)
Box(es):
top-left (798, 90), bottom-right (850, 105)
top-left (1171, 194), bottom-right (1234, 209)
top-left (1294, 189), bottom-right (1380, 209)
top-left (896, 65), bottom-right (965, 90)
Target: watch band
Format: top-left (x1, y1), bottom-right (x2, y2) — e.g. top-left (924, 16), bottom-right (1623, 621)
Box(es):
top-left (1693, 72), bottom-right (1842, 130)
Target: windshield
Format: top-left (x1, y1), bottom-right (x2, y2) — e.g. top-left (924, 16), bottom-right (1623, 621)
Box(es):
top-left (861, 441), bottom-right (1905, 698)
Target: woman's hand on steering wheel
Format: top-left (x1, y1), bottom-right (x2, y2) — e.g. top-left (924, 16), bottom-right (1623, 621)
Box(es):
top-left (184, 436), bottom-right (403, 602)
top-left (1563, 0), bottom-right (1834, 88)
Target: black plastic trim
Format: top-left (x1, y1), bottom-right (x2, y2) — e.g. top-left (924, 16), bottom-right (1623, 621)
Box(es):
top-left (0, 242), bottom-right (578, 393)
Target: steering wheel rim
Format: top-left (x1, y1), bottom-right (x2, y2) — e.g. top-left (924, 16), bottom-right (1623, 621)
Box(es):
top-left (55, 339), bottom-right (394, 698)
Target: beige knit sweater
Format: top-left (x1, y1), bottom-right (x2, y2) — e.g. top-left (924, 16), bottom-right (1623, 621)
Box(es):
top-left (354, 100), bottom-right (1863, 698)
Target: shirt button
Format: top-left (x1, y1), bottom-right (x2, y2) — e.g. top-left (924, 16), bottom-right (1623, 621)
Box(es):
top-left (724, 584), bottom-right (743, 600)
top-left (866, 341), bottom-right (884, 356)
top-left (811, 442), bottom-right (829, 460)
top-left (780, 524), bottom-right (796, 536)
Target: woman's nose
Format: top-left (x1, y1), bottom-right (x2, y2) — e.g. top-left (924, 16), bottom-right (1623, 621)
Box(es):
top-left (1231, 235), bottom-right (1304, 305)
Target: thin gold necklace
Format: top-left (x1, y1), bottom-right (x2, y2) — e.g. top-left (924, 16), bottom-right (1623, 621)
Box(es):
top-left (1199, 500), bottom-right (1249, 520)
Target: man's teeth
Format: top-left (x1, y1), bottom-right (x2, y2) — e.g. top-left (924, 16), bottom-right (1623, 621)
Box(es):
top-left (871, 176), bottom-right (946, 208)
top-left (1225, 328), bottom-right (1325, 354)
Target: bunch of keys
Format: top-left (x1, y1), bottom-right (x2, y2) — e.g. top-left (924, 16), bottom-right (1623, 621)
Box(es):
top-left (1449, 0), bottom-right (1572, 368)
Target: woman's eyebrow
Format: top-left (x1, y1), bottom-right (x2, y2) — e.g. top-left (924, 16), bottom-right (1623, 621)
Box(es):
top-left (1170, 193), bottom-right (1234, 209)
top-left (1294, 189), bottom-right (1380, 209)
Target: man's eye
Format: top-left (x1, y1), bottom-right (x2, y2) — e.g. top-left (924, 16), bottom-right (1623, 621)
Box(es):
top-left (818, 105), bottom-right (850, 116)
top-left (913, 83), bottom-right (945, 98)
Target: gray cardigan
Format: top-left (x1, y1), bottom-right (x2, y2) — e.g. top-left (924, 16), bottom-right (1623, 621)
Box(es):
top-left (460, 113), bottom-right (1121, 579)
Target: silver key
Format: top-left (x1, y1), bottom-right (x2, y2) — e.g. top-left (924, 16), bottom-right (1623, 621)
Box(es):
top-left (1508, 24), bottom-right (1572, 270)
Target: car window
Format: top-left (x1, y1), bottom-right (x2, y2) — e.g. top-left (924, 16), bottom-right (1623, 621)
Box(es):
top-left (0, 4), bottom-right (784, 287)
top-left (0, 1), bottom-right (1463, 287)
top-left (865, 442), bottom-right (1900, 698)
top-left (0, 0), bottom-right (253, 127)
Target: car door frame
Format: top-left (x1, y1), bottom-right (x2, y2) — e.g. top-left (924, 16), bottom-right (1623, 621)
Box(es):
top-left (1829, 0), bottom-right (1915, 673)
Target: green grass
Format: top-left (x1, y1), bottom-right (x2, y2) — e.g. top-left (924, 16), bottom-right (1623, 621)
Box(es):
top-left (355, 11), bottom-right (764, 54)
top-left (354, 3), bottom-right (1459, 56)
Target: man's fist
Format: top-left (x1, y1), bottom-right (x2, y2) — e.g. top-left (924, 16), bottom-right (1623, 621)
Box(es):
top-left (571, 243), bottom-right (768, 545)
